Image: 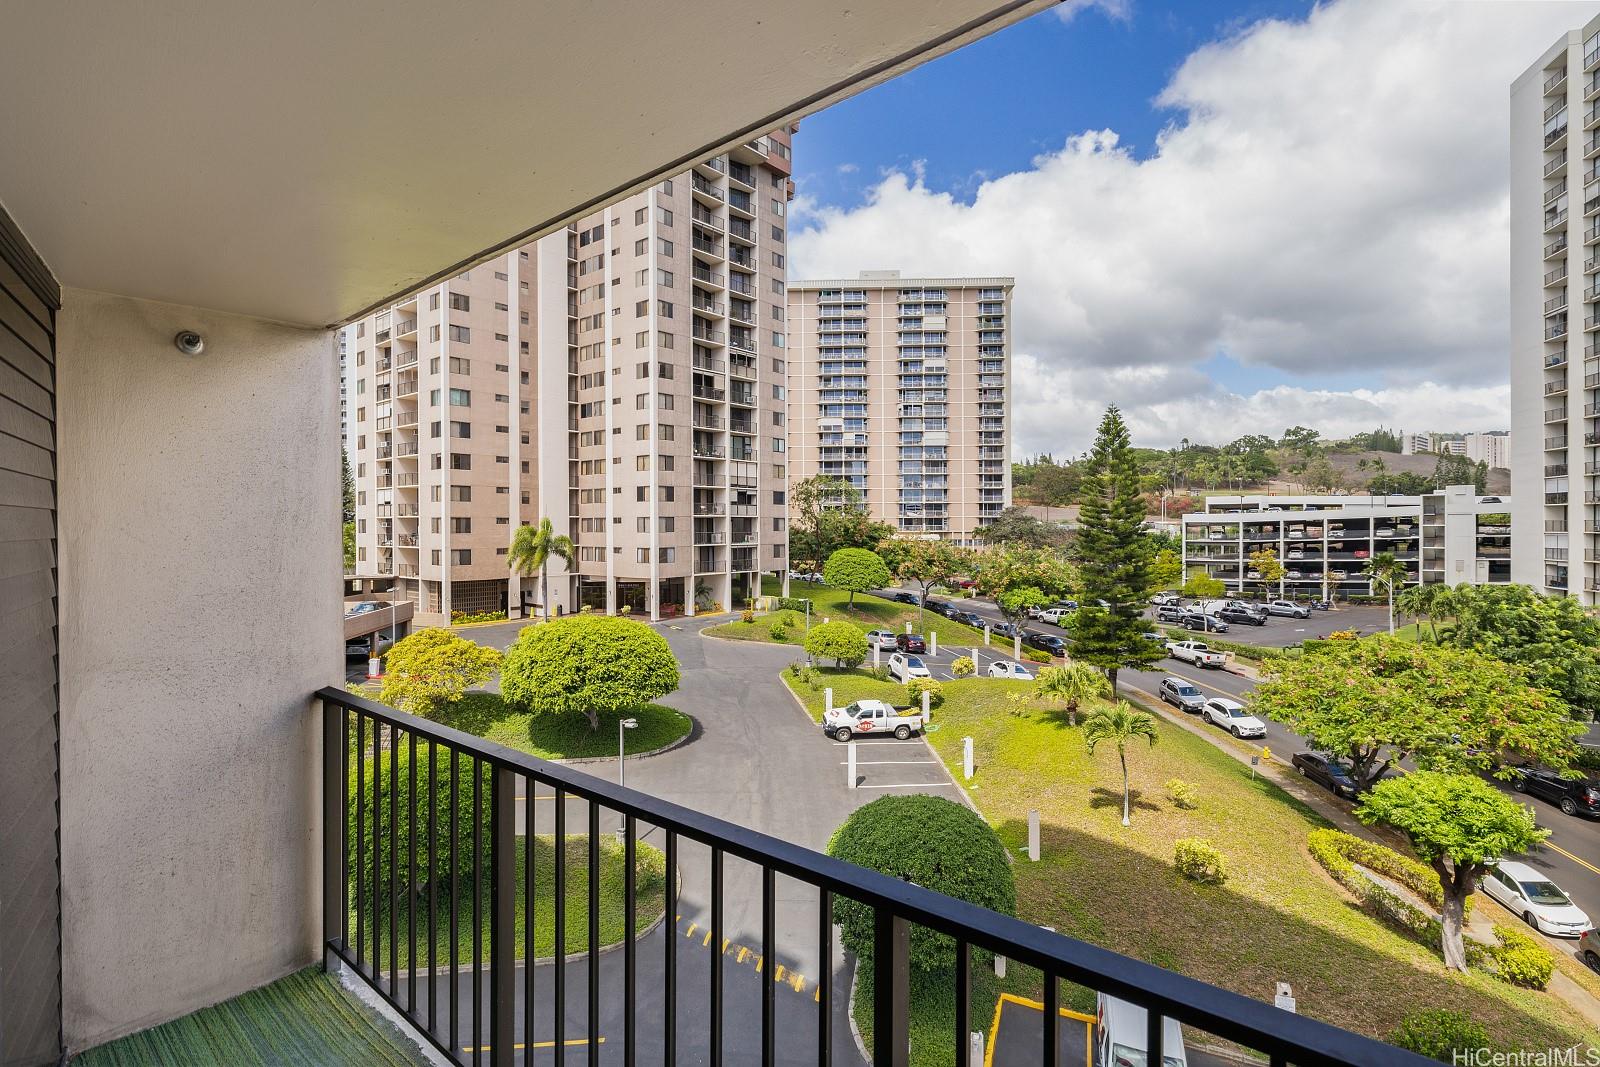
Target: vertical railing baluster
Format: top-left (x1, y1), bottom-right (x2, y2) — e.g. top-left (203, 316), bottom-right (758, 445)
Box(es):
top-left (1147, 1005), bottom-right (1164, 1067)
top-left (491, 764), bottom-right (515, 1067)
top-left (373, 719), bottom-right (382, 977)
top-left (710, 847), bottom-right (723, 1067)
top-left (871, 910), bottom-right (909, 1067)
top-left (322, 700), bottom-right (346, 971)
top-left (1043, 971), bottom-right (1058, 1067)
top-left (390, 730), bottom-right (399, 991)
top-left (450, 747), bottom-right (459, 1060)
top-left (664, 831), bottom-right (676, 1066)
top-left (817, 889), bottom-right (832, 1067)
top-left (761, 866), bottom-right (775, 1067)
top-left (355, 713), bottom-right (365, 970)
top-left (554, 789), bottom-right (566, 1067)
top-left (409, 731), bottom-right (417, 1013)
top-left (428, 740), bottom-right (438, 1038)
top-left (954, 940), bottom-right (969, 1067)
top-left (587, 802), bottom-right (600, 1067)
top-left (623, 813), bottom-right (636, 1067)
top-left (473, 756), bottom-right (484, 1067)
top-left (524, 779), bottom-right (535, 1067)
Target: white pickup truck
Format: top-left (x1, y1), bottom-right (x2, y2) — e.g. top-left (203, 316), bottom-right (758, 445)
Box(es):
top-left (822, 699), bottom-right (930, 741)
top-left (1164, 640), bottom-right (1227, 668)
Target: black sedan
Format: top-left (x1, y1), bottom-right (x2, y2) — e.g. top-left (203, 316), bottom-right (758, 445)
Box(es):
top-left (1291, 752), bottom-right (1365, 800)
top-left (891, 591), bottom-right (919, 605)
top-left (1026, 631), bottom-right (1068, 657)
top-left (1514, 768), bottom-right (1600, 817)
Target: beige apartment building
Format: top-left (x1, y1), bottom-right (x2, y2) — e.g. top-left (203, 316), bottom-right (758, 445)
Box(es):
top-left (786, 272), bottom-right (1013, 543)
top-left (348, 131), bottom-right (795, 621)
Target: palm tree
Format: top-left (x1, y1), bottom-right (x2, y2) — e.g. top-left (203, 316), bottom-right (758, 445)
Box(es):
top-left (1082, 701), bottom-right (1159, 827)
top-left (1396, 583), bottom-right (1450, 642)
top-left (507, 518), bottom-right (573, 620)
top-left (1035, 662), bottom-right (1110, 727)
top-left (1362, 550), bottom-right (1407, 635)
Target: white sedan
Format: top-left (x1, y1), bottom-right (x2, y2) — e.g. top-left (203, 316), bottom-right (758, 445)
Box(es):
top-left (888, 652), bottom-right (931, 682)
top-left (864, 629), bottom-right (899, 651)
top-left (987, 661), bottom-right (1035, 680)
top-left (1482, 860), bottom-right (1591, 937)
top-left (1203, 698), bottom-right (1267, 739)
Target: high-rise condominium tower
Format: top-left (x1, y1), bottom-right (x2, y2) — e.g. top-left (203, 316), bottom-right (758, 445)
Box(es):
top-left (1513, 21), bottom-right (1600, 604)
top-left (347, 130), bottom-right (795, 621)
top-left (786, 272), bottom-right (1013, 545)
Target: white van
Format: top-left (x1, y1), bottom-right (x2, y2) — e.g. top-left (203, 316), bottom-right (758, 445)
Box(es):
top-left (1095, 994), bottom-right (1188, 1067)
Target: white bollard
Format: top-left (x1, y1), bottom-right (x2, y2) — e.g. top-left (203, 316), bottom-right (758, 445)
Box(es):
top-left (983, 626), bottom-right (991, 646)
top-left (367, 656), bottom-right (382, 680)
top-left (921, 689), bottom-right (931, 719)
top-left (905, 621), bottom-right (913, 634)
top-left (963, 736), bottom-right (974, 780)
top-left (969, 1032), bottom-right (985, 1067)
top-left (873, 643), bottom-right (881, 668)
top-left (825, 687), bottom-right (834, 717)
top-left (930, 631), bottom-right (939, 657)
top-left (994, 954), bottom-right (1006, 979)
top-left (1028, 809), bottom-right (1040, 862)
top-left (1013, 634), bottom-right (1022, 661)
top-left (847, 740), bottom-right (857, 790)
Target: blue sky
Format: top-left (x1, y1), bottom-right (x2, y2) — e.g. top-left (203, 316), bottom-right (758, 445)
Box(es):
top-left (795, 0), bottom-right (1314, 213)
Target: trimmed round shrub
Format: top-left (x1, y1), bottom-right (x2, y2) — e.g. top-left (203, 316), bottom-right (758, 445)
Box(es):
top-left (348, 733), bottom-right (492, 905)
top-left (1165, 778), bottom-right (1199, 811)
top-left (906, 677), bottom-right (944, 709)
top-left (822, 547), bottom-right (892, 607)
top-left (1174, 838), bottom-right (1227, 885)
top-left (1388, 1009), bottom-right (1491, 1062)
top-left (950, 656), bottom-right (975, 678)
top-left (768, 619), bottom-right (790, 641)
top-left (501, 615), bottom-right (679, 731)
top-left (379, 627), bottom-right (502, 718)
top-left (827, 795), bottom-right (1015, 972)
top-left (804, 620), bottom-right (869, 668)
top-left (1491, 924), bottom-right (1554, 989)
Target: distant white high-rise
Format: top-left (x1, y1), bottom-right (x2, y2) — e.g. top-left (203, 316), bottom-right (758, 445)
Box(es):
top-left (1463, 432), bottom-right (1511, 469)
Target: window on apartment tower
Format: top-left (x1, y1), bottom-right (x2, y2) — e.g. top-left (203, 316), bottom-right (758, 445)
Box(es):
top-left (451, 421), bottom-right (471, 438)
top-left (452, 549), bottom-right (472, 566)
top-left (452, 486), bottom-right (472, 502)
top-left (449, 325), bottom-right (471, 343)
top-left (634, 238), bottom-right (648, 256)
top-left (657, 300), bottom-right (673, 318)
top-left (449, 293), bottom-right (470, 311)
top-left (636, 300), bottom-right (648, 318)
top-left (770, 252), bottom-right (784, 269)
top-left (658, 331), bottom-right (674, 350)
top-left (450, 388), bottom-right (471, 406)
top-left (657, 363), bottom-right (673, 380)
top-left (770, 226), bottom-right (783, 243)
top-left (450, 453), bottom-right (471, 470)
top-left (658, 238), bottom-right (674, 256)
top-left (430, 325), bottom-right (441, 342)
top-left (452, 517), bottom-right (472, 533)
top-left (657, 207), bottom-right (673, 226)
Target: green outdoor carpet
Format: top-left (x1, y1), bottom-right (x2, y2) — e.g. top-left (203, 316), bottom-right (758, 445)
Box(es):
top-left (73, 967), bottom-right (432, 1067)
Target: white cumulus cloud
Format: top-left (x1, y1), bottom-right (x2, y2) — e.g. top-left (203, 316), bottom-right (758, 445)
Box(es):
top-left (791, 0), bottom-right (1593, 455)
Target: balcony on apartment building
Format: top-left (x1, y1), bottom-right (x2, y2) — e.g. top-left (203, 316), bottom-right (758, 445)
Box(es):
top-left (0, 5), bottom-right (1440, 1067)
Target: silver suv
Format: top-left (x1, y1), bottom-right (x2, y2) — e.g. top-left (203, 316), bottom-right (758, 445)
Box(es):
top-left (1158, 676), bottom-right (1205, 713)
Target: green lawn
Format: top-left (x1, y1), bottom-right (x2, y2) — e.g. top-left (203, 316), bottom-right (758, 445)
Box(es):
top-left (428, 693), bottom-right (691, 760)
top-left (353, 834), bottom-right (665, 969)
top-left (707, 578), bottom-right (1049, 662)
top-left (781, 670), bottom-right (1600, 1061)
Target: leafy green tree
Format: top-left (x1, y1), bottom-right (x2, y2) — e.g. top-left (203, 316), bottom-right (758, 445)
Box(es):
top-left (508, 518), bottom-right (574, 620)
top-left (501, 615), bottom-right (679, 731)
top-left (1148, 548), bottom-right (1183, 590)
top-left (1249, 636), bottom-right (1581, 792)
top-left (1036, 662), bottom-right (1110, 727)
top-left (876, 537), bottom-right (971, 623)
top-left (1435, 584), bottom-right (1600, 715)
top-left (1396, 583), bottom-right (1452, 642)
top-left (379, 627), bottom-right (502, 718)
top-left (1362, 550), bottom-right (1408, 635)
top-left (1430, 451), bottom-right (1479, 491)
top-left (341, 450), bottom-right (356, 523)
top-left (1347, 427), bottom-right (1401, 453)
top-left (822, 547), bottom-right (891, 610)
top-left (1082, 701), bottom-right (1160, 827)
top-left (1358, 771), bottom-right (1546, 972)
top-left (1247, 546), bottom-right (1285, 595)
top-left (789, 476), bottom-right (896, 573)
top-left (1071, 407), bottom-right (1160, 694)
top-left (1368, 471), bottom-right (1434, 495)
top-left (974, 546), bottom-right (1076, 625)
top-left (803, 620), bottom-right (869, 668)
top-left (827, 795), bottom-right (1015, 971)
top-left (996, 585), bottom-right (1051, 626)
top-left (350, 740), bottom-right (491, 906)
top-left (1278, 426), bottom-right (1321, 452)
top-left (343, 521), bottom-right (356, 573)
top-left (973, 506), bottom-right (1070, 549)
top-left (1180, 570), bottom-right (1226, 599)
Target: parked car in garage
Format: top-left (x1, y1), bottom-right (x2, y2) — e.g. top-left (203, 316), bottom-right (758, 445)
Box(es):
top-left (1481, 860), bottom-right (1591, 937)
top-left (1513, 767), bottom-right (1600, 818)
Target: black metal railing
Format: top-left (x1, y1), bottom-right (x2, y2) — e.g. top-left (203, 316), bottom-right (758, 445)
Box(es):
top-left (318, 687), bottom-right (1426, 1067)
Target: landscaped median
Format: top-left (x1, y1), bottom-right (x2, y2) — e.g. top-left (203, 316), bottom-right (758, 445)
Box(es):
top-left (706, 579), bottom-right (1051, 663)
top-left (777, 665), bottom-right (1600, 1063)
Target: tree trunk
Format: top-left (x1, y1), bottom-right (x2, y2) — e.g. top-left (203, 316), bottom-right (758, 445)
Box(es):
top-left (1119, 749), bottom-right (1131, 826)
top-left (1068, 698), bottom-right (1079, 728)
top-left (1108, 667), bottom-right (1119, 696)
top-left (1436, 862), bottom-right (1470, 972)
top-left (541, 563), bottom-right (550, 621)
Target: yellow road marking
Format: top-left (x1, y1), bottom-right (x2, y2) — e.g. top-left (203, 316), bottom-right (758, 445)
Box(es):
top-left (461, 1038), bottom-right (605, 1051)
top-left (1546, 840), bottom-right (1600, 877)
top-left (674, 917), bottom-right (816, 1001)
top-left (988, 993), bottom-right (1095, 1067)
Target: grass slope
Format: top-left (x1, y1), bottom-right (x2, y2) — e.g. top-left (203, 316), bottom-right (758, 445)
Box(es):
top-left (782, 671), bottom-right (1600, 1061)
top-left (354, 834), bottom-right (666, 969)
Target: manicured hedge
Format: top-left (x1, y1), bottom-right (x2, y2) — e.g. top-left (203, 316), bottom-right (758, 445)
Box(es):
top-left (827, 795), bottom-right (1015, 971)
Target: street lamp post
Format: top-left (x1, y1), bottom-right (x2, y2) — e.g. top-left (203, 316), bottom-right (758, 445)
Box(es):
top-left (617, 716), bottom-right (638, 832)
